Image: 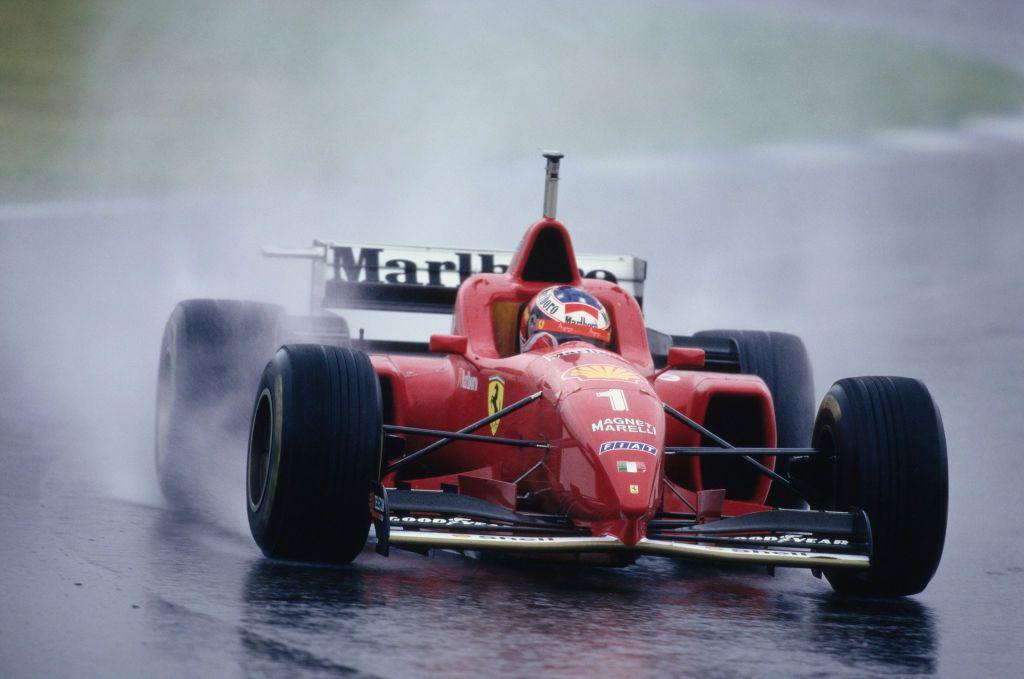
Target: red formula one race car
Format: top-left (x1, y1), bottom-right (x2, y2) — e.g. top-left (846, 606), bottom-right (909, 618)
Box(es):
top-left (156, 153), bottom-right (948, 597)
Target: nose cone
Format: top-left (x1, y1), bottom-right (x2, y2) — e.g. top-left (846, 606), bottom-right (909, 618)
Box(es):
top-left (526, 345), bottom-right (666, 544)
top-left (558, 377), bottom-right (665, 530)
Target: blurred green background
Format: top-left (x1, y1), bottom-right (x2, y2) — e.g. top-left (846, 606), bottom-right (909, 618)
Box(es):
top-left (3, 0), bottom-right (1024, 200)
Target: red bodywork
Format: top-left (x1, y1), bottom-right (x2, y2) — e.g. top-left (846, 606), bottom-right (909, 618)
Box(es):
top-left (370, 219), bottom-right (778, 548)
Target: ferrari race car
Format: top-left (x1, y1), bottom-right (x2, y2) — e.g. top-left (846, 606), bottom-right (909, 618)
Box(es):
top-left (156, 153), bottom-right (948, 597)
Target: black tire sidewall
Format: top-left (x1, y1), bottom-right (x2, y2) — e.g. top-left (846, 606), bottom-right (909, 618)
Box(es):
top-left (247, 344), bottom-right (382, 564)
top-left (247, 351), bottom-right (292, 556)
top-left (815, 377), bottom-right (948, 596)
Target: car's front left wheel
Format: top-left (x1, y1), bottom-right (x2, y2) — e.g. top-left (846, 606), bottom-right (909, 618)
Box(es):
top-left (810, 376), bottom-right (948, 596)
top-left (247, 344), bottom-right (382, 563)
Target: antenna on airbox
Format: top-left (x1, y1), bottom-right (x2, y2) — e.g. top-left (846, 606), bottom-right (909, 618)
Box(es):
top-left (542, 150), bottom-right (563, 219)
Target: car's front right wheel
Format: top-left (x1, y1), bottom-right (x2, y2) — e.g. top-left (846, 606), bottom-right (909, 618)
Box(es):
top-left (247, 344), bottom-right (382, 564)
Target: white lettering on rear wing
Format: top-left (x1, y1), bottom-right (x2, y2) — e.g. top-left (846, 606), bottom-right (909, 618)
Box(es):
top-left (263, 241), bottom-right (647, 314)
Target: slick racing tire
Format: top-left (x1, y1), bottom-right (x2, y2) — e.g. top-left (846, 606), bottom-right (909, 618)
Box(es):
top-left (812, 377), bottom-right (948, 597)
top-left (155, 299), bottom-right (283, 510)
top-left (247, 344), bottom-right (382, 563)
top-left (693, 330), bottom-right (814, 507)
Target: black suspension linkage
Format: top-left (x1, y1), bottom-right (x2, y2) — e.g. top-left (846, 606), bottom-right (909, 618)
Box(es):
top-left (665, 447), bottom-right (820, 456)
top-left (662, 478), bottom-right (697, 514)
top-left (383, 391), bottom-right (544, 475)
top-left (383, 425), bottom-right (550, 450)
top-left (662, 404), bottom-right (815, 505)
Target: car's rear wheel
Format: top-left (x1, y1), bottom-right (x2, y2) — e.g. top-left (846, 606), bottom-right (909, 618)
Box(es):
top-left (811, 377), bottom-right (947, 597)
top-left (247, 344), bottom-right (382, 563)
top-left (156, 299), bottom-right (283, 511)
top-left (693, 329), bottom-right (815, 507)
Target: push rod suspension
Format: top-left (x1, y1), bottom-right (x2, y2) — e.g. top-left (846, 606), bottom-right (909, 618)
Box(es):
top-left (662, 478), bottom-right (697, 514)
top-left (383, 391), bottom-right (544, 475)
top-left (383, 424), bottom-right (550, 450)
top-left (665, 447), bottom-right (820, 457)
top-left (662, 404), bottom-right (813, 504)
top-left (512, 456), bottom-right (548, 485)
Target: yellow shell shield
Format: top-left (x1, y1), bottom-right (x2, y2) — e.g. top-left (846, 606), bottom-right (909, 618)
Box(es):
top-left (563, 364), bottom-right (642, 383)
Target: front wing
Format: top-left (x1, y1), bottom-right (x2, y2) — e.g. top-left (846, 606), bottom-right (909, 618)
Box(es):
top-left (370, 486), bottom-right (872, 570)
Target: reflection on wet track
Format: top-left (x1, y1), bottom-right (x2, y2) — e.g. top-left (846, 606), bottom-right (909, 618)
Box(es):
top-left (239, 554), bottom-right (937, 677)
top-left (8, 492), bottom-right (939, 677)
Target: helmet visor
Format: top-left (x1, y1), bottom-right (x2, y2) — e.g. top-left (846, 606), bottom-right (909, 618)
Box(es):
top-left (534, 318), bottom-right (611, 345)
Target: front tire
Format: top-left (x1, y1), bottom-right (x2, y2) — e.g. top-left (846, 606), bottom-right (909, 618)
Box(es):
top-left (247, 344), bottom-right (382, 563)
top-left (812, 377), bottom-right (948, 597)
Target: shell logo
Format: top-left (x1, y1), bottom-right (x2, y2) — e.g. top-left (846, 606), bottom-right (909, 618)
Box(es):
top-left (563, 364), bottom-right (643, 383)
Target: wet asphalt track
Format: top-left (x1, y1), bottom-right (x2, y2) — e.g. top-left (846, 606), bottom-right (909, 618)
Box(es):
top-left (4, 4), bottom-right (1024, 678)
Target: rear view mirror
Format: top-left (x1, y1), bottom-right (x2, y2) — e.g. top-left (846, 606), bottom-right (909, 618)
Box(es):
top-left (429, 334), bottom-right (468, 355)
top-left (666, 346), bottom-right (705, 369)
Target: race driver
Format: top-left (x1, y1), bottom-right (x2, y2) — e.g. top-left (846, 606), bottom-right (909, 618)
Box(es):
top-left (519, 285), bottom-right (612, 352)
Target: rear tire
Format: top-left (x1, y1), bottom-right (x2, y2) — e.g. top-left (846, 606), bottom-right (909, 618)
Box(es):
top-left (812, 377), bottom-right (948, 597)
top-left (156, 299), bottom-right (283, 510)
top-left (694, 329), bottom-right (814, 507)
top-left (247, 344), bottom-right (382, 563)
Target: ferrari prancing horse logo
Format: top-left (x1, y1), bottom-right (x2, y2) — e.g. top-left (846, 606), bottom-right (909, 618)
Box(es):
top-left (487, 375), bottom-right (505, 434)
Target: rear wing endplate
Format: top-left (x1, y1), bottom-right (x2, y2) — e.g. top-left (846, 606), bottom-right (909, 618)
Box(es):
top-left (264, 241), bottom-right (647, 314)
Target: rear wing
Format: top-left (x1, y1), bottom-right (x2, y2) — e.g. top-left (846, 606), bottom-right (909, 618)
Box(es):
top-left (264, 241), bottom-right (647, 314)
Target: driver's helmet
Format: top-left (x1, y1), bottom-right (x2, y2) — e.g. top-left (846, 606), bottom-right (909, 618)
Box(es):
top-left (519, 285), bottom-right (612, 352)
